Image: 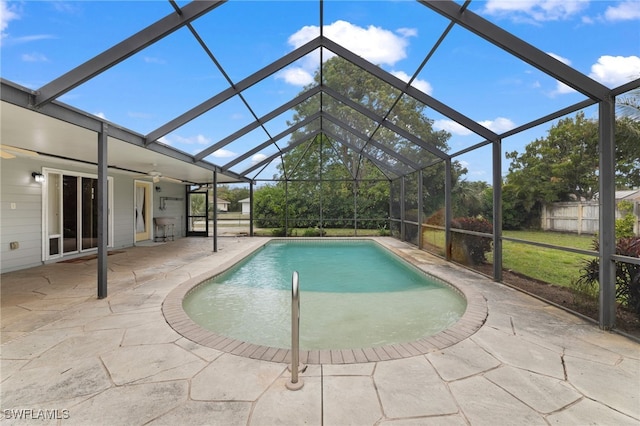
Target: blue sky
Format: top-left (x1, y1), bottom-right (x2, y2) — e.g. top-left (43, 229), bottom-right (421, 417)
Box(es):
top-left (1, 0), bottom-right (639, 182)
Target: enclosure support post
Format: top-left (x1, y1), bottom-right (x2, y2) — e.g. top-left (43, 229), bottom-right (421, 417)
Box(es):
top-left (492, 138), bottom-right (503, 282)
top-left (319, 138), bottom-right (323, 237)
top-left (599, 96), bottom-right (616, 329)
top-left (212, 172), bottom-right (218, 252)
top-left (285, 180), bottom-right (289, 236)
top-left (353, 180), bottom-right (358, 236)
top-left (400, 176), bottom-right (406, 241)
top-left (388, 181), bottom-right (393, 234)
top-left (97, 123), bottom-right (108, 299)
top-left (444, 159), bottom-right (452, 261)
top-left (249, 181), bottom-right (254, 237)
top-left (418, 170), bottom-right (423, 249)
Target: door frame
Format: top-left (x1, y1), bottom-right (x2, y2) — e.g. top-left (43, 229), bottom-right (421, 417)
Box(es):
top-left (42, 167), bottom-right (114, 261)
top-left (134, 180), bottom-right (153, 242)
top-left (186, 188), bottom-right (209, 237)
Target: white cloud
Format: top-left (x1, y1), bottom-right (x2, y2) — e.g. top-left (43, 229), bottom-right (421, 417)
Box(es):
top-left (551, 81), bottom-right (577, 96)
top-left (545, 54), bottom-right (640, 96)
top-left (171, 133), bottom-right (211, 146)
top-left (210, 149), bottom-right (235, 158)
top-left (93, 112), bottom-right (107, 119)
top-left (434, 117), bottom-right (515, 135)
top-left (143, 56), bottom-right (166, 65)
top-left (0, 0), bottom-right (19, 37)
top-left (281, 20), bottom-right (417, 87)
top-left (287, 24), bottom-right (320, 49)
top-left (542, 53), bottom-right (577, 96)
top-left (276, 67), bottom-right (314, 86)
top-left (546, 52), bottom-right (571, 65)
top-left (0, 2), bottom-right (56, 47)
top-left (251, 153), bottom-right (267, 165)
top-left (396, 27), bottom-right (418, 38)
top-left (482, 0), bottom-right (589, 22)
top-left (21, 52), bottom-right (48, 62)
top-left (589, 55), bottom-right (640, 87)
top-left (289, 20), bottom-right (412, 66)
top-left (604, 1), bottom-right (640, 21)
top-left (433, 120), bottom-right (473, 136)
top-left (479, 117), bottom-right (516, 133)
top-left (390, 71), bottom-right (433, 95)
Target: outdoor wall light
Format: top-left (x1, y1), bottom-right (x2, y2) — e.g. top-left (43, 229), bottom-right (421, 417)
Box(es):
top-left (32, 172), bottom-right (45, 183)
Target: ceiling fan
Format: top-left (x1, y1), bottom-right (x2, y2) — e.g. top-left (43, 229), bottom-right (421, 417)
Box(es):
top-left (136, 168), bottom-right (183, 184)
top-left (0, 144), bottom-right (39, 159)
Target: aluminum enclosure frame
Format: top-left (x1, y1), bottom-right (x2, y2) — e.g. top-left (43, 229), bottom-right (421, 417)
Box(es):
top-left (1, 0), bottom-right (637, 329)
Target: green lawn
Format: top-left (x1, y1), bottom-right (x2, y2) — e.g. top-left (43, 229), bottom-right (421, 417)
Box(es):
top-left (498, 231), bottom-right (596, 288)
top-left (421, 228), bottom-right (596, 288)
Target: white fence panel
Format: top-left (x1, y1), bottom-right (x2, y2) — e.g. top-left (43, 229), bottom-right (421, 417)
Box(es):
top-left (542, 201), bottom-right (639, 235)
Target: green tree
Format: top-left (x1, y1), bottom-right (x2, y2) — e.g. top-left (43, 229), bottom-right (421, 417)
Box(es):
top-left (506, 112), bottom-right (600, 205)
top-left (505, 112), bottom-right (640, 222)
top-left (452, 180), bottom-right (490, 218)
top-left (615, 116), bottom-right (640, 188)
top-left (263, 56), bottom-right (461, 228)
top-left (253, 184), bottom-right (288, 228)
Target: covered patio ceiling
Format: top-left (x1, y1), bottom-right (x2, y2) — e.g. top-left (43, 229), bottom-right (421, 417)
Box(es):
top-left (0, 0), bottom-right (635, 185)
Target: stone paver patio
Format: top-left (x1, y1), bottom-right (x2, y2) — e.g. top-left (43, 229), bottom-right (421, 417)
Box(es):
top-left (1, 236), bottom-right (638, 425)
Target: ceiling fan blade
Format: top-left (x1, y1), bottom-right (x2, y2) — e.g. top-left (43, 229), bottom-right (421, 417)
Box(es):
top-left (160, 176), bottom-right (184, 184)
top-left (0, 144), bottom-right (39, 157)
top-left (0, 150), bottom-right (17, 159)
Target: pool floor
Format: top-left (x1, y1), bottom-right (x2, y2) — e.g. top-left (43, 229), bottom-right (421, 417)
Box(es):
top-left (164, 238), bottom-right (488, 363)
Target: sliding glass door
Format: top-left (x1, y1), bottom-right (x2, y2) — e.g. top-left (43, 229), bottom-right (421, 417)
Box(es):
top-left (44, 169), bottom-right (112, 260)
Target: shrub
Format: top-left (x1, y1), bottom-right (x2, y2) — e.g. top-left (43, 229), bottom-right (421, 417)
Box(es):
top-left (302, 227), bottom-right (325, 237)
top-left (576, 237), bottom-right (640, 319)
top-left (271, 227), bottom-right (296, 237)
top-left (616, 200), bottom-right (636, 238)
top-left (450, 217), bottom-right (493, 265)
top-left (378, 225), bottom-right (391, 236)
top-left (425, 209), bottom-right (445, 226)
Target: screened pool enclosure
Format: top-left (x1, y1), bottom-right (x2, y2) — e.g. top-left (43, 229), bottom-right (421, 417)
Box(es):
top-left (1, 0), bottom-right (638, 331)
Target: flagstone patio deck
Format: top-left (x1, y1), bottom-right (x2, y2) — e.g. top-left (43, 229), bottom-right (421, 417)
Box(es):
top-left (1, 236), bottom-right (638, 425)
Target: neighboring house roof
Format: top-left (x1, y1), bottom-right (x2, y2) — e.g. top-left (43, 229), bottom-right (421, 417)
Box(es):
top-left (616, 190), bottom-right (640, 201)
top-left (239, 198), bottom-right (250, 203)
top-left (216, 198), bottom-right (230, 204)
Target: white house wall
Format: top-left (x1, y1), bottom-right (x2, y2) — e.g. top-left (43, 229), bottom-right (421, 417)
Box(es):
top-left (1, 157), bottom-right (43, 272)
top-left (152, 182), bottom-right (185, 238)
top-left (0, 157), bottom-right (187, 273)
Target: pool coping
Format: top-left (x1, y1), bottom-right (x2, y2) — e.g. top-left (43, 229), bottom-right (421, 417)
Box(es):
top-left (162, 237), bottom-right (488, 364)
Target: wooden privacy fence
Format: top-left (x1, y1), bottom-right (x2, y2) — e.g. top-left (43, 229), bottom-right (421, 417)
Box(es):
top-left (542, 201), bottom-right (640, 235)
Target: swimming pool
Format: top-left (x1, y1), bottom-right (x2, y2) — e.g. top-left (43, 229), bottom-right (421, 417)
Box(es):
top-left (182, 240), bottom-right (466, 350)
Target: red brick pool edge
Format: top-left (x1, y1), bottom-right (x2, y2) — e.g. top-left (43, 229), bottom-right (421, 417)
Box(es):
top-left (162, 237), bottom-right (488, 364)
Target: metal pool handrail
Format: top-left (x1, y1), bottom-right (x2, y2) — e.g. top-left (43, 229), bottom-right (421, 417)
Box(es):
top-left (286, 271), bottom-right (304, 390)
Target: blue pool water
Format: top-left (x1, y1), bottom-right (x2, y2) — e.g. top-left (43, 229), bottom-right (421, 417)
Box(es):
top-left (183, 240), bottom-right (466, 349)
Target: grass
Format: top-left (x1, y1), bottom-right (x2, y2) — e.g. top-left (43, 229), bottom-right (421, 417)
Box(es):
top-left (498, 231), bottom-right (596, 288)
top-left (421, 228), bottom-right (596, 288)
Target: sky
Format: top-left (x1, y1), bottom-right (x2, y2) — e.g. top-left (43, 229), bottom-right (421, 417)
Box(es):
top-left (1, 0), bottom-right (639, 183)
